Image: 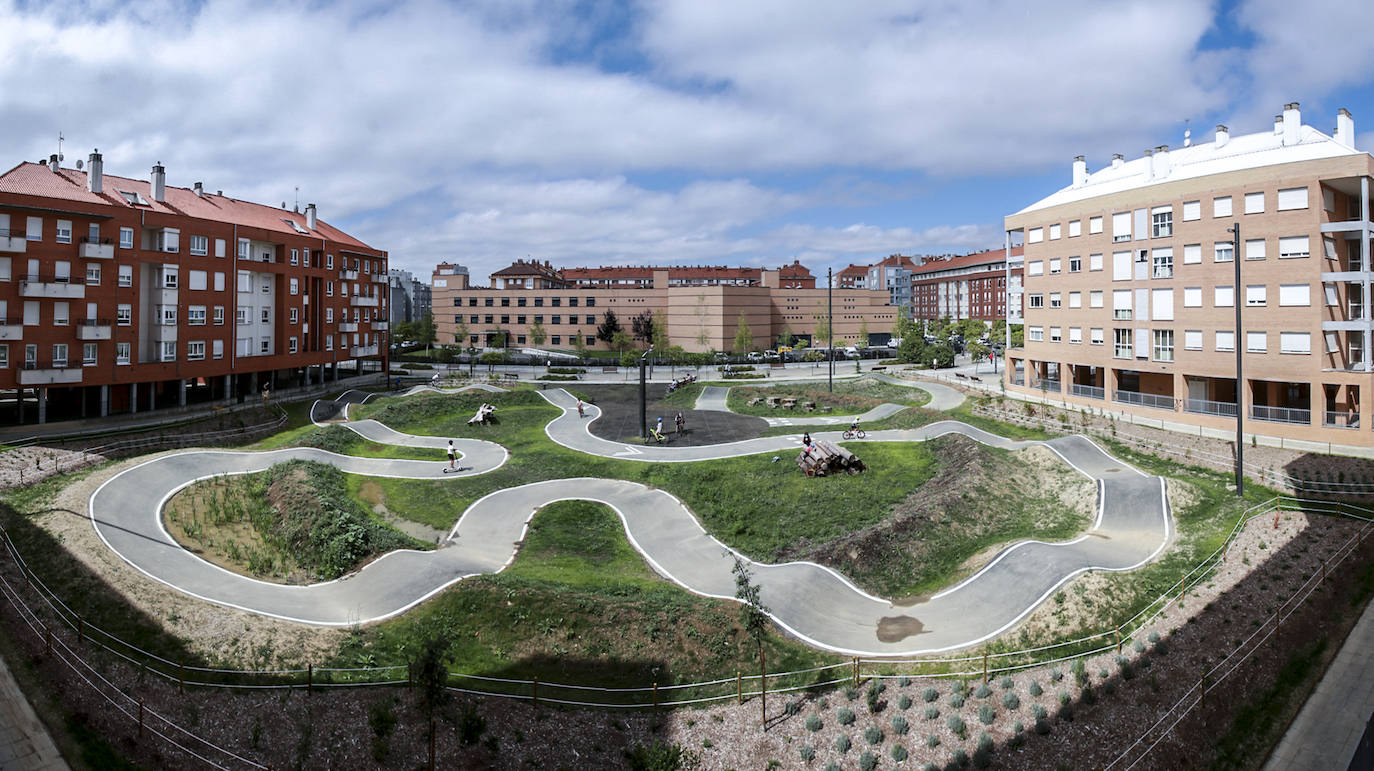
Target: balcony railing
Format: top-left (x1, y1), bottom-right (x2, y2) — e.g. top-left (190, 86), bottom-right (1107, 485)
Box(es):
top-left (18, 361), bottom-right (83, 385)
top-left (371, 320), bottom-right (389, 331)
top-left (1030, 378), bottom-right (1061, 392)
top-left (20, 272), bottom-right (85, 299)
top-left (1250, 405), bottom-right (1312, 425)
top-left (76, 318), bottom-right (113, 341)
top-left (1070, 383), bottom-right (1104, 399)
top-left (1009, 373), bottom-right (1025, 386)
top-left (338, 321), bottom-right (359, 332)
top-left (1324, 410), bottom-right (1361, 429)
top-left (350, 295), bottom-right (380, 307)
top-left (351, 344), bottom-right (380, 358)
top-left (0, 228), bottom-right (27, 253)
top-left (340, 269), bottom-right (359, 281)
top-left (1113, 390), bottom-right (1175, 410)
top-left (1184, 398), bottom-right (1238, 417)
top-left (0, 317), bottom-right (21, 341)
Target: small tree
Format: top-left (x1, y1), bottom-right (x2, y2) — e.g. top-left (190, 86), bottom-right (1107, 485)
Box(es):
top-left (631, 310), bottom-right (656, 348)
top-left (966, 340), bottom-right (990, 372)
top-left (856, 319), bottom-right (870, 350)
top-left (651, 309), bottom-right (670, 352)
top-left (596, 310), bottom-right (622, 345)
top-left (611, 329), bottom-right (633, 358)
top-left (417, 313), bottom-right (437, 351)
top-left (777, 324), bottom-right (793, 350)
top-left (733, 558), bottom-right (770, 727)
top-left (733, 312), bottom-right (754, 356)
top-left (572, 334), bottom-right (588, 362)
top-left (812, 313), bottom-right (832, 352)
top-left (452, 319), bottom-right (468, 348)
top-left (529, 319), bottom-right (547, 348)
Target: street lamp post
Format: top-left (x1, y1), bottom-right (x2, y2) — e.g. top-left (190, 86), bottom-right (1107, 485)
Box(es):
top-left (827, 267), bottom-right (834, 393)
top-left (639, 345), bottom-right (654, 439)
top-left (1229, 222), bottom-right (1244, 496)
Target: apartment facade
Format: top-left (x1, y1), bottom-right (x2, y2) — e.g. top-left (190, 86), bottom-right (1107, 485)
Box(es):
top-left (432, 259), bottom-right (897, 353)
top-left (388, 268), bottom-right (433, 324)
top-left (1005, 103), bottom-right (1371, 444)
top-left (910, 246), bottom-right (1024, 324)
top-left (0, 152), bottom-right (388, 424)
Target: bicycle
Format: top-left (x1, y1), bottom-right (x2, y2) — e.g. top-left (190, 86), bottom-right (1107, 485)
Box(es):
top-left (644, 427), bottom-right (667, 445)
top-left (842, 427), bottom-right (866, 440)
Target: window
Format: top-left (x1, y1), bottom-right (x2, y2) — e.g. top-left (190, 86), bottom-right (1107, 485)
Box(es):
top-left (1277, 187), bottom-right (1308, 211)
top-left (1244, 192), bottom-right (1264, 214)
top-left (1090, 327), bottom-right (1104, 345)
top-left (551, 297), bottom-right (561, 307)
top-left (1245, 239), bottom-right (1266, 260)
top-left (214, 238), bottom-right (226, 258)
top-left (1027, 261), bottom-right (1043, 276)
top-left (484, 314), bottom-right (493, 324)
top-left (22, 301), bottom-right (36, 326)
top-left (1089, 253), bottom-right (1103, 271)
top-left (326, 281), bottom-right (333, 297)
top-left (1324, 237), bottom-right (1338, 260)
top-left (1246, 331), bottom-right (1267, 352)
top-left (1049, 258), bottom-right (1061, 274)
top-left (1049, 224), bottom-right (1061, 240)
top-left (1112, 212), bottom-right (1131, 242)
top-left (1182, 200), bottom-right (1200, 221)
top-left (1280, 332), bottom-right (1310, 354)
top-left (1090, 290), bottom-right (1104, 308)
top-left (1184, 330), bottom-right (1203, 350)
top-left (213, 271), bottom-right (225, 291)
top-left (1183, 244), bottom-right (1201, 264)
top-left (85, 264), bottom-right (100, 285)
top-left (1069, 291), bottom-right (1082, 308)
top-left (1151, 207), bottom-right (1172, 238)
top-left (1113, 289), bottom-right (1132, 319)
top-left (1114, 328), bottom-right (1133, 358)
top-left (187, 341), bottom-right (205, 360)
top-left (500, 314), bottom-right (510, 324)
top-left (25, 217), bottom-right (41, 242)
top-left (261, 278), bottom-right (270, 294)
top-left (117, 304), bottom-right (131, 325)
top-left (1068, 326), bottom-right (1082, 343)
top-left (1152, 330), bottom-right (1174, 362)
top-left (1215, 285), bottom-right (1234, 307)
top-left (0, 344), bottom-right (8, 368)
top-left (1245, 285), bottom-right (1267, 306)
top-left (1112, 251), bottom-right (1131, 281)
top-left (288, 337), bottom-right (298, 354)
top-left (161, 306), bottom-right (176, 325)
top-left (261, 307), bottom-right (271, 323)
top-left (1089, 216), bottom-right (1103, 234)
top-left (289, 278), bottom-right (298, 295)
top-left (236, 306), bottom-right (248, 324)
top-left (551, 314), bottom-right (561, 324)
top-left (568, 297), bottom-right (579, 307)
top-left (1214, 196), bottom-right (1233, 218)
top-left (190, 235), bottom-right (208, 255)
top-left (325, 335), bottom-right (333, 351)
top-left (533, 297), bottom-right (543, 307)
top-left (161, 267), bottom-right (178, 289)
top-left (119, 227), bottom-right (134, 249)
top-left (161, 341), bottom-right (176, 362)
top-left (1278, 284), bottom-right (1311, 306)
top-left (1027, 227), bottom-right (1044, 243)
top-left (0, 257), bottom-right (9, 282)
top-left (469, 314), bottom-right (478, 323)
top-left (289, 308), bottom-right (298, 324)
top-left (1049, 292), bottom-right (1062, 308)
top-left (1152, 289), bottom-right (1174, 320)
top-left (585, 314), bottom-right (595, 324)
top-left (1183, 287), bottom-right (1202, 307)
top-left (237, 239), bottom-right (249, 259)
top-left (260, 337), bottom-right (270, 354)
top-left (501, 297), bottom-right (510, 307)
top-left (212, 340), bottom-right (224, 359)
top-left (1049, 326), bottom-right (1062, 342)
top-left (1214, 241), bottom-right (1234, 262)
top-left (55, 220), bottom-right (71, 244)
top-left (23, 344), bottom-right (34, 367)
top-left (1278, 235), bottom-right (1310, 259)
top-left (1151, 248), bottom-right (1173, 278)
top-left (1028, 326), bottom-right (1044, 342)
top-left (1066, 256), bottom-right (1082, 273)
top-left (53, 302), bottom-right (69, 326)
top-left (213, 306), bottom-right (224, 325)
top-left (52, 343), bottom-right (67, 367)
top-left (188, 306), bottom-right (206, 325)
top-left (290, 249), bottom-right (299, 266)
top-left (586, 297), bottom-right (596, 307)
top-left (186, 269), bottom-right (206, 291)
top-left (116, 342), bottom-right (130, 364)
top-left (1066, 220), bottom-right (1081, 238)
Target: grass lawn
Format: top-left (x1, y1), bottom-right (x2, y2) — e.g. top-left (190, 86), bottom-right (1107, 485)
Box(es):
top-left (335, 500), bottom-right (838, 694)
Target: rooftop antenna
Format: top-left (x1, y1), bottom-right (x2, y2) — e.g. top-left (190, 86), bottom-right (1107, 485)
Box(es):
top-left (294, 186), bottom-right (300, 213)
top-left (57, 131), bottom-right (65, 163)
top-left (1183, 118), bottom-right (1192, 147)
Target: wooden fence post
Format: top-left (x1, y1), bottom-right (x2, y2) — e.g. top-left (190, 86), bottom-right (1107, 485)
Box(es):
top-left (532, 676), bottom-right (538, 709)
top-left (852, 657), bottom-right (859, 689)
top-left (1116, 629), bottom-right (1121, 655)
top-left (982, 652), bottom-right (988, 683)
top-left (760, 647), bottom-right (767, 729)
top-left (179, 662), bottom-right (184, 694)
top-left (307, 663), bottom-right (313, 694)
top-left (653, 682), bottom-right (659, 713)
top-left (736, 671), bottom-right (741, 705)
top-left (1200, 669), bottom-right (1206, 709)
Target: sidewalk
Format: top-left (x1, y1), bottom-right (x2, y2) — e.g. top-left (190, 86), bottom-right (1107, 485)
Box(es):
top-left (0, 651), bottom-right (67, 771)
top-left (1263, 597), bottom-right (1374, 771)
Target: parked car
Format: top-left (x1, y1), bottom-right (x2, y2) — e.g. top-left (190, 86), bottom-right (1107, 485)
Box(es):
top-left (746, 351), bottom-right (765, 362)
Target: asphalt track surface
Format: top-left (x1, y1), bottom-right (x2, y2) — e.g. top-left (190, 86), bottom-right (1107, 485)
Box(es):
top-left (86, 380), bottom-right (1173, 656)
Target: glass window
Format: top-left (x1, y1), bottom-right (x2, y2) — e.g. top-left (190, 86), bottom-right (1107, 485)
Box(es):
top-left (1214, 196), bottom-right (1233, 218)
top-left (1214, 241), bottom-right (1234, 262)
top-left (116, 342), bottom-right (130, 364)
top-left (119, 227), bottom-right (134, 249)
top-left (1244, 192), bottom-right (1264, 214)
top-left (1152, 330), bottom-right (1174, 362)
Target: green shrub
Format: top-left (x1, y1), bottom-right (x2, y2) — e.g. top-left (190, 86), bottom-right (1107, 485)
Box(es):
top-left (799, 746), bottom-right (815, 763)
top-left (1059, 702), bottom-right (1075, 721)
top-left (626, 741), bottom-right (698, 770)
top-left (864, 726), bottom-right (883, 745)
top-left (891, 715), bottom-right (909, 735)
top-left (785, 699), bottom-right (802, 716)
top-left (805, 714), bottom-right (822, 732)
top-left (1134, 639), bottom-right (1146, 653)
top-left (867, 682), bottom-right (886, 713)
top-left (1000, 676), bottom-right (1014, 690)
top-left (1071, 660), bottom-right (1086, 685)
top-left (926, 734), bottom-right (940, 749)
top-left (924, 705), bottom-right (939, 720)
top-left (1035, 717), bottom-right (1051, 735)
top-left (1031, 704), bottom-right (1047, 720)
top-left (845, 686), bottom-right (859, 700)
top-left (1050, 668), bottom-right (1063, 682)
top-left (892, 744), bottom-right (908, 762)
top-left (1012, 720), bottom-right (1024, 735)
top-left (898, 694), bottom-right (912, 710)
top-left (951, 748), bottom-right (969, 767)
top-left (838, 707), bottom-right (856, 726)
top-left (948, 693), bottom-right (965, 708)
top-left (1002, 692), bottom-right (1020, 710)
top-left (923, 686), bottom-right (939, 702)
top-left (859, 751), bottom-right (877, 771)
top-left (978, 705), bottom-right (996, 724)
top-left (947, 715), bottom-right (967, 738)
top-left (974, 683), bottom-right (992, 699)
top-left (1148, 631), bottom-right (1160, 644)
top-left (835, 735), bottom-right (851, 753)
top-left (1028, 680), bottom-right (1043, 697)
top-left (899, 676), bottom-right (912, 687)
top-left (825, 764), bottom-right (842, 771)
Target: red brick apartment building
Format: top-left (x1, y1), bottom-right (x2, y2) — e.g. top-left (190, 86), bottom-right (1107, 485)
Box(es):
top-left (910, 246), bottom-right (1024, 323)
top-left (0, 151), bottom-right (388, 424)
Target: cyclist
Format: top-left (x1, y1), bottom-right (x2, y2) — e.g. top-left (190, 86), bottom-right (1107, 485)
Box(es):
top-left (849, 418), bottom-right (860, 433)
top-left (675, 412), bottom-right (685, 434)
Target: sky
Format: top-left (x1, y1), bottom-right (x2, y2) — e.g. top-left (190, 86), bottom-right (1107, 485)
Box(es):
top-left (4, 0), bottom-right (1374, 285)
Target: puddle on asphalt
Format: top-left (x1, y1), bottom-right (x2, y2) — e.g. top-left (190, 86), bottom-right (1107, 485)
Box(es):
top-left (876, 615), bottom-right (926, 642)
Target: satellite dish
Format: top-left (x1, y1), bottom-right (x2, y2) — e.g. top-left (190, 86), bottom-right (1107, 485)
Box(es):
top-left (76, 159), bottom-right (84, 170)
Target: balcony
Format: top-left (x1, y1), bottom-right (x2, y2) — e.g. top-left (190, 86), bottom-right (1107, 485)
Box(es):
top-left (151, 325), bottom-right (178, 343)
top-left (1030, 378), bottom-right (1061, 393)
top-left (150, 286), bottom-right (178, 306)
top-left (338, 321), bottom-right (359, 333)
top-left (1184, 398), bottom-right (1238, 417)
top-left (19, 273), bottom-right (85, 299)
top-left (340, 269), bottom-right (359, 281)
top-left (1324, 410), bottom-right (1361, 429)
top-left (1113, 390), bottom-right (1175, 410)
top-left (350, 294), bottom-right (379, 307)
top-left (351, 344), bottom-right (380, 358)
top-left (0, 229), bottom-right (27, 254)
top-left (1250, 405), bottom-right (1311, 425)
top-left (1070, 383), bottom-right (1104, 400)
top-left (0, 318), bottom-right (21, 341)
top-left (372, 320), bottom-right (389, 331)
top-left (75, 318), bottom-right (113, 341)
top-left (79, 237), bottom-right (115, 260)
top-left (18, 361), bottom-right (82, 385)
top-left (1009, 373), bottom-right (1025, 386)
top-left (372, 273), bottom-right (387, 283)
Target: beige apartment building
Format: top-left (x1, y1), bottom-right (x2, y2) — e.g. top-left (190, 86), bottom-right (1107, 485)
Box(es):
top-left (1006, 103), bottom-right (1372, 444)
top-left (432, 260), bottom-right (898, 353)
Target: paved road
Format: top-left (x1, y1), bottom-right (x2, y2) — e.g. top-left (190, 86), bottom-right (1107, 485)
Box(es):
top-left (86, 383), bottom-right (1171, 655)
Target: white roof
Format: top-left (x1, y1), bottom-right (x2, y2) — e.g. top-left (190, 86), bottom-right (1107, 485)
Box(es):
top-left (1017, 124), bottom-right (1362, 215)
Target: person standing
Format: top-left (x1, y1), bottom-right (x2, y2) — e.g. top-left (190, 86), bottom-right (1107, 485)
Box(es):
top-left (675, 411), bottom-right (685, 435)
top-left (446, 440), bottom-right (457, 471)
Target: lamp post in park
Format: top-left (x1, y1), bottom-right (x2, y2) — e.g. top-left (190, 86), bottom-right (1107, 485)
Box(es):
top-left (639, 345), bottom-right (654, 439)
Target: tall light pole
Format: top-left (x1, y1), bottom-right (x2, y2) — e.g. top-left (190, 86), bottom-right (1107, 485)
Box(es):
top-left (827, 267), bottom-right (834, 393)
top-left (1228, 222), bottom-right (1244, 496)
top-left (639, 344), bottom-right (654, 439)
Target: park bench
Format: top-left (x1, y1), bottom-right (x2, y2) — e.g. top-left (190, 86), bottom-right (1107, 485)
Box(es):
top-left (602, 366), bottom-right (618, 373)
top-left (770, 362), bottom-right (786, 369)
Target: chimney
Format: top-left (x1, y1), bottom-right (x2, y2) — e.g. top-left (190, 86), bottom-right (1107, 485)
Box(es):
top-left (1142, 148), bottom-right (1154, 181)
top-left (305, 203), bottom-right (317, 230)
top-left (151, 163), bottom-right (166, 203)
top-left (1215, 124), bottom-right (1229, 149)
top-left (1273, 114), bottom-right (1283, 135)
top-left (194, 182), bottom-right (203, 197)
top-left (1111, 153), bottom-right (1124, 169)
top-left (1154, 145), bottom-right (1171, 178)
top-left (87, 149), bottom-right (103, 193)
top-left (1072, 155), bottom-right (1087, 187)
top-left (48, 154), bottom-right (59, 172)
top-left (1283, 102), bottom-right (1301, 146)
top-left (1336, 108), bottom-right (1355, 148)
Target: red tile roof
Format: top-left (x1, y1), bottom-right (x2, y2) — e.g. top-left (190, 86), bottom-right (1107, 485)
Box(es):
top-left (0, 161), bottom-right (377, 251)
top-left (910, 246), bottom-right (1022, 275)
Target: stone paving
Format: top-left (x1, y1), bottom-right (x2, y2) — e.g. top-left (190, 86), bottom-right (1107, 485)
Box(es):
top-left (0, 651), bottom-right (67, 771)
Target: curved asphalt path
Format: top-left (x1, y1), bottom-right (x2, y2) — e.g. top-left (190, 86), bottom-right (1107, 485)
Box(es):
top-left (86, 382), bottom-right (1172, 655)
top-left (692, 375), bottom-right (964, 427)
